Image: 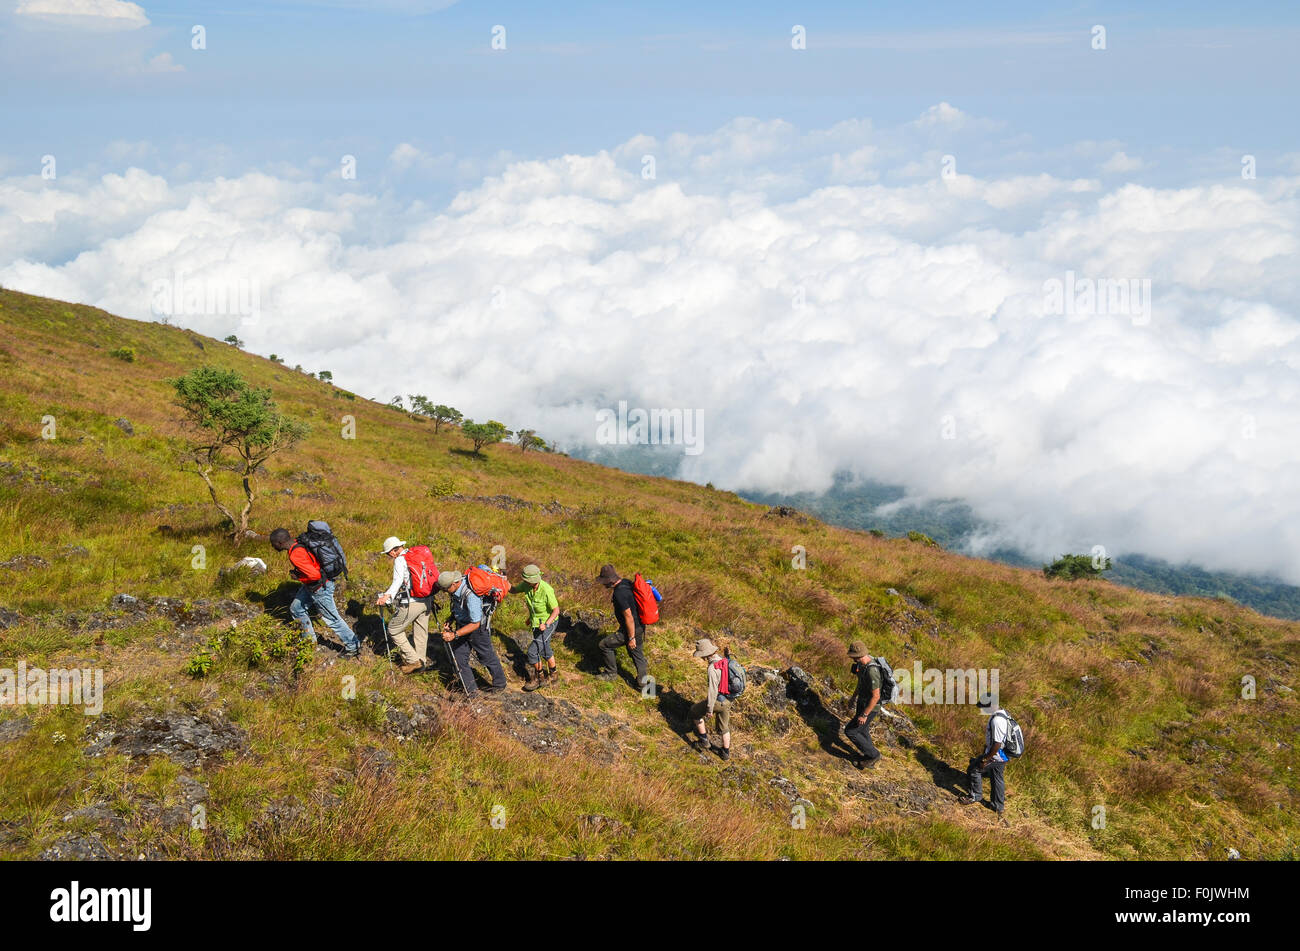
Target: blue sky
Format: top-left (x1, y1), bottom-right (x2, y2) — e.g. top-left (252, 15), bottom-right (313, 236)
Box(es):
top-left (3, 0), bottom-right (1298, 191)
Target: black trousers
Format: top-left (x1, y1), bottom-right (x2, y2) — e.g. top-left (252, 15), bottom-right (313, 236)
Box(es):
top-left (598, 628), bottom-right (648, 684)
top-left (450, 627), bottom-right (507, 693)
top-left (844, 708), bottom-right (881, 761)
top-left (968, 756), bottom-right (1006, 813)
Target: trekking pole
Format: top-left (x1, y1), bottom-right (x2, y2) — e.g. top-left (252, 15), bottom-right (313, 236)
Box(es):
top-left (442, 621), bottom-right (472, 695)
top-left (379, 598), bottom-right (398, 683)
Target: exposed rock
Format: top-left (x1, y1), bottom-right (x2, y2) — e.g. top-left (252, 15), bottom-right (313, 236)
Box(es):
top-left (0, 718), bottom-right (32, 743)
top-left (357, 745), bottom-right (395, 779)
top-left (39, 834), bottom-right (115, 861)
top-left (85, 710), bottom-right (248, 768)
top-left (0, 554), bottom-right (48, 571)
top-left (61, 803), bottom-right (129, 836)
top-left (0, 607), bottom-right (20, 629)
top-left (176, 775), bottom-right (209, 805)
top-left (384, 702), bottom-right (443, 741)
top-left (113, 417), bottom-right (134, 436)
top-left (254, 796), bottom-right (305, 833)
top-left (112, 593), bottom-right (139, 607)
top-left (59, 545), bottom-right (89, 559)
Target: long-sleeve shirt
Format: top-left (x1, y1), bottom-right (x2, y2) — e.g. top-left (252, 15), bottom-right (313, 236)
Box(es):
top-left (383, 552), bottom-right (411, 600)
top-left (288, 543), bottom-right (321, 584)
top-left (706, 658), bottom-right (726, 714)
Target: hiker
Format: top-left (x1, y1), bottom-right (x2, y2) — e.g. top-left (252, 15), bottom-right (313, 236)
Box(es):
top-left (269, 526), bottom-right (360, 657)
top-left (437, 570), bottom-right (508, 696)
top-left (374, 536), bottom-right (437, 675)
top-left (688, 638), bottom-right (733, 760)
top-left (595, 565), bottom-right (649, 687)
top-left (843, 640), bottom-right (882, 770)
top-left (960, 692), bottom-right (1012, 815)
top-left (510, 564), bottom-right (560, 691)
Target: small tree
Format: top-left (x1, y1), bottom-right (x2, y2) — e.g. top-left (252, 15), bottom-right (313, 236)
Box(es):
top-left (389, 395), bottom-right (405, 411)
top-left (170, 367), bottom-right (310, 541)
top-left (1043, 553), bottom-right (1112, 580)
top-left (223, 334), bottom-right (244, 348)
top-left (462, 419), bottom-right (512, 455)
top-left (268, 354), bottom-right (285, 364)
top-left (408, 395), bottom-right (435, 418)
top-left (431, 404), bottom-right (463, 434)
top-left (318, 370), bottom-right (333, 384)
top-left (514, 429), bottom-right (545, 452)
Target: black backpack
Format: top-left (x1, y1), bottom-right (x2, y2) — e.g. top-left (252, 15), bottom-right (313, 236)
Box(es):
top-left (297, 519), bottom-right (348, 581)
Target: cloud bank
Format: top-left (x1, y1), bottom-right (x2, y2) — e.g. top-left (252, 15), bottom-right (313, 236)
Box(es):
top-left (3, 108), bottom-right (1299, 580)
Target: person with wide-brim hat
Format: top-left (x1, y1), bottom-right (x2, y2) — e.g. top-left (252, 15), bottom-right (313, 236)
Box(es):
top-left (375, 536), bottom-right (436, 674)
top-left (687, 637), bottom-right (734, 760)
top-left (510, 563), bottom-right (561, 691)
top-left (844, 640), bottom-right (883, 770)
top-left (594, 564), bottom-right (650, 688)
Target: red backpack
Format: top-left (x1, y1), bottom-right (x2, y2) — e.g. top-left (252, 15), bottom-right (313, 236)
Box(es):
top-left (403, 545), bottom-right (439, 599)
top-left (465, 564), bottom-right (509, 604)
top-left (632, 573), bottom-right (660, 625)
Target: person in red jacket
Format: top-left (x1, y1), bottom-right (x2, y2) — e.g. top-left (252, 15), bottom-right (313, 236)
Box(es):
top-left (270, 527), bottom-right (360, 656)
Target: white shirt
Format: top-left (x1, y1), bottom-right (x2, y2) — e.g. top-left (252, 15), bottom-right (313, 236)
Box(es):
top-left (384, 552), bottom-right (410, 600)
top-left (984, 709), bottom-right (1010, 755)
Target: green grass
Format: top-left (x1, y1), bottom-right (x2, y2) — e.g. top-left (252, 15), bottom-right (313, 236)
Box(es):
top-left (0, 287), bottom-right (1297, 861)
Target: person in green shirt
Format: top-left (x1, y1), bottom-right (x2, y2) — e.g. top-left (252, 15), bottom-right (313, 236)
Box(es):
top-left (510, 564), bottom-right (561, 691)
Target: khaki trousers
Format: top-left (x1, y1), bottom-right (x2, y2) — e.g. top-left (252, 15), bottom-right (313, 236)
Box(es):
top-left (387, 597), bottom-right (431, 665)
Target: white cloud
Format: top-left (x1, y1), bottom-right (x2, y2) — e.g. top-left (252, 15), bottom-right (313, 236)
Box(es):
top-left (141, 51), bottom-right (182, 73)
top-left (15, 0), bottom-right (149, 29)
top-left (1101, 151), bottom-right (1146, 174)
top-left (3, 112), bottom-right (1300, 584)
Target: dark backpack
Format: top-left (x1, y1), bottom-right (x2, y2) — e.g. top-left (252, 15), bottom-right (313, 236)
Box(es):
top-left (297, 519), bottom-right (348, 581)
top-left (991, 711), bottom-right (1025, 758)
top-left (721, 656), bottom-right (746, 698)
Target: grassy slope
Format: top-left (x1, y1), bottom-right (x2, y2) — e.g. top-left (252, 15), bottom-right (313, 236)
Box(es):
top-left (0, 288), bottom-right (1296, 860)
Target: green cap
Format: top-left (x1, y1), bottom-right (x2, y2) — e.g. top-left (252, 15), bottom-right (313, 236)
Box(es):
top-left (521, 564), bottom-right (542, 584)
top-left (847, 640), bottom-right (869, 659)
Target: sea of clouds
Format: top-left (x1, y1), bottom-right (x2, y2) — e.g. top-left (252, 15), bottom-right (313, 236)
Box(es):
top-left (3, 106), bottom-right (1299, 580)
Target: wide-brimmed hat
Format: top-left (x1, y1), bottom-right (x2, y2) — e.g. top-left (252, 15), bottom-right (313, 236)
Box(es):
top-left (693, 637), bottom-right (719, 658)
top-left (521, 564), bottom-right (542, 584)
top-left (847, 640), bottom-right (869, 659)
top-left (596, 564), bottom-right (619, 584)
top-left (436, 570), bottom-right (463, 591)
top-left (380, 536), bottom-right (406, 553)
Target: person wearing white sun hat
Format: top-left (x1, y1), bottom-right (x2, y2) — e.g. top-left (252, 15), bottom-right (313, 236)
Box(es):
top-left (375, 535), bottom-right (438, 674)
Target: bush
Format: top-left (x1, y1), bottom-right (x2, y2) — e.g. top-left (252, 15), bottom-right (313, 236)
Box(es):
top-left (1043, 553), bottom-right (1111, 580)
top-left (109, 346), bottom-right (136, 362)
top-left (906, 531), bottom-right (938, 547)
top-left (185, 614), bottom-right (313, 678)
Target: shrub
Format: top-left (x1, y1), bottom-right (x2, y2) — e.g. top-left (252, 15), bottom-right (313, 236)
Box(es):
top-left (906, 531), bottom-right (938, 547)
top-left (109, 346), bottom-right (136, 362)
top-left (1043, 553), bottom-right (1111, 580)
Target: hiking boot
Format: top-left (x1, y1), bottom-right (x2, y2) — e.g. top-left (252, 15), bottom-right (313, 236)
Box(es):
top-left (341, 647), bottom-right (360, 659)
top-left (523, 670), bottom-right (542, 692)
top-left (481, 685), bottom-right (505, 695)
top-left (717, 747), bottom-right (730, 761)
top-left (596, 671), bottom-right (617, 682)
top-left (399, 662), bottom-right (422, 675)
top-left (958, 796), bottom-right (981, 806)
